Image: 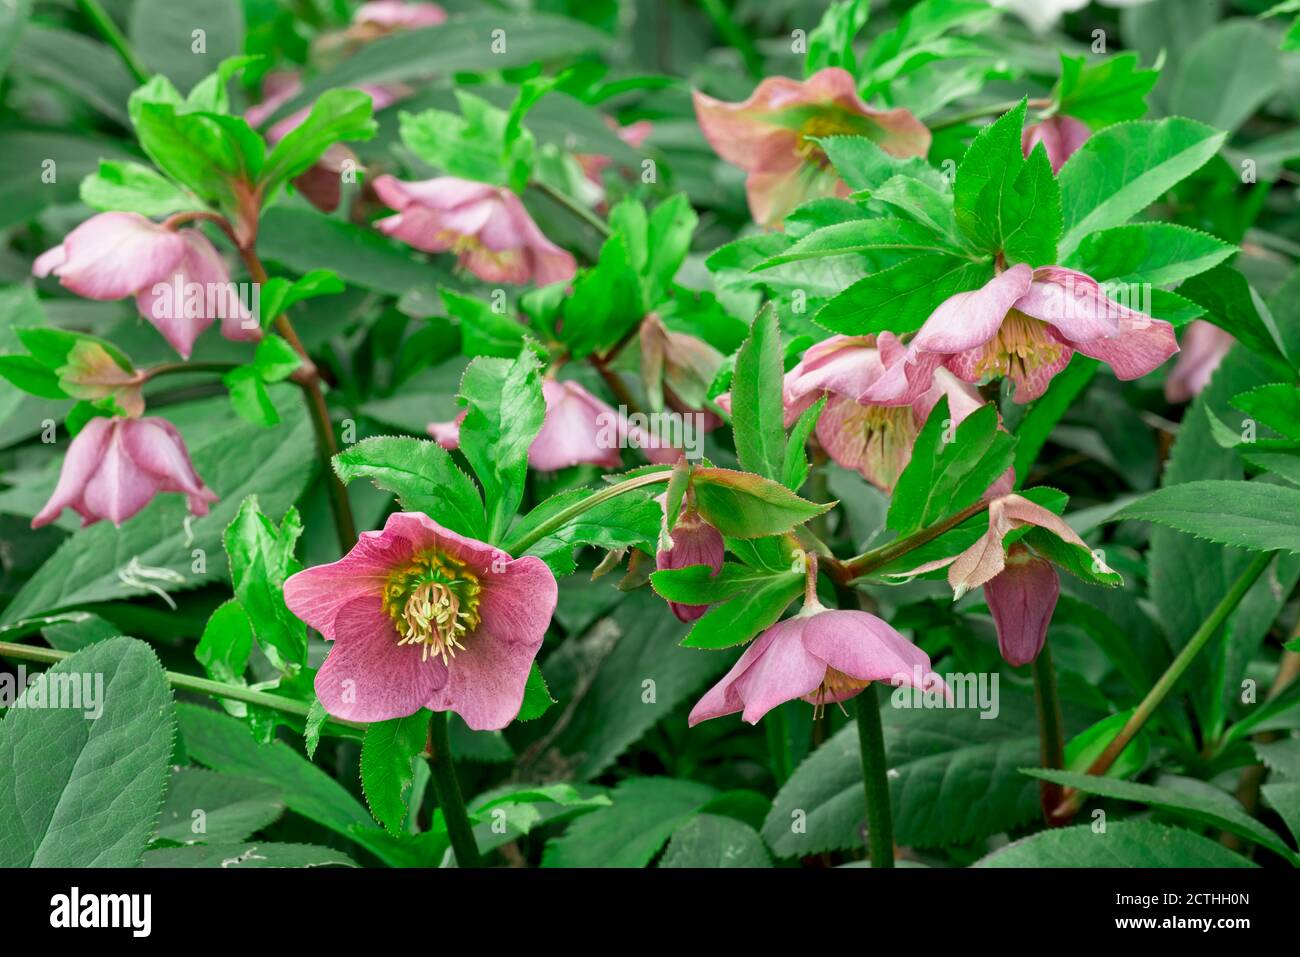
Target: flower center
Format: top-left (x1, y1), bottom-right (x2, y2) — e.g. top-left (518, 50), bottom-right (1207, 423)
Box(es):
top-left (794, 111), bottom-right (876, 169)
top-left (973, 309), bottom-right (1064, 383)
top-left (382, 550), bottom-right (483, 664)
top-left (808, 669), bottom-right (872, 718)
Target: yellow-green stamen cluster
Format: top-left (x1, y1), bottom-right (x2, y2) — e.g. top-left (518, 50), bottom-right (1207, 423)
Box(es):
top-left (973, 309), bottom-right (1064, 383)
top-left (382, 550), bottom-right (483, 665)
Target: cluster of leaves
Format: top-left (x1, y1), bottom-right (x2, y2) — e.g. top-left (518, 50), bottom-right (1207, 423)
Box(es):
top-left (1, 0), bottom-right (1300, 872)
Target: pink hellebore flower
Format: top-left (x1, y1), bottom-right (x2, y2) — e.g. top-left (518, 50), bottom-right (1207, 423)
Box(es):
top-left (284, 512), bottom-right (556, 728)
top-left (32, 416), bottom-right (217, 529)
top-left (655, 505), bottom-right (725, 623)
top-left (373, 175), bottom-right (577, 286)
top-left (689, 602), bottom-right (942, 725)
top-left (33, 212), bottom-right (256, 359)
top-left (896, 493), bottom-right (1108, 666)
top-left (1022, 115), bottom-right (1090, 173)
top-left (351, 1), bottom-right (447, 33)
top-left (862, 263), bottom-right (1179, 406)
top-left (693, 67), bottom-right (931, 227)
top-left (1164, 320), bottom-right (1235, 403)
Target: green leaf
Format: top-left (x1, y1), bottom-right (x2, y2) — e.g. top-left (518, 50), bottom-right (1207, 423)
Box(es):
top-left (155, 767), bottom-right (283, 844)
top-left (659, 814), bottom-right (772, 868)
top-left (561, 234), bottom-right (643, 358)
top-left (763, 689), bottom-right (1043, 855)
top-left (650, 563), bottom-right (796, 605)
top-left (143, 841), bottom-right (356, 868)
top-left (441, 289), bottom-right (526, 359)
top-left (251, 335), bottom-right (301, 383)
top-left (1064, 709), bottom-right (1148, 780)
top-left (1232, 384), bottom-right (1300, 443)
top-left (1055, 52), bottom-right (1158, 128)
top-left (754, 219), bottom-right (955, 269)
top-left (457, 350), bottom-right (547, 542)
top-left (731, 304), bottom-right (785, 482)
top-left (257, 270), bottom-right (345, 327)
top-left (644, 193), bottom-right (698, 305)
top-left (11, 25), bottom-right (135, 125)
top-left (1169, 20), bottom-right (1282, 135)
top-left (1057, 118), bottom-right (1227, 259)
top-left (975, 821), bottom-right (1256, 867)
top-left (679, 571), bottom-right (804, 649)
top-left (1012, 356), bottom-right (1099, 485)
top-left (0, 637), bottom-right (174, 866)
top-left (889, 398), bottom-right (1015, 535)
top-left (819, 134), bottom-right (948, 194)
top-left (178, 703), bottom-right (373, 841)
top-left (511, 487), bottom-right (660, 576)
top-left (223, 366), bottom-right (278, 426)
top-left (195, 598), bottom-right (255, 685)
top-left (541, 777), bottom-right (716, 867)
top-left (1170, 266), bottom-right (1292, 371)
top-left (2, 391), bottom-right (315, 623)
top-left (784, 395), bottom-right (826, 491)
top-left (517, 663), bottom-right (555, 722)
top-left (1069, 223), bottom-right (1235, 287)
top-left (0, 355), bottom-right (68, 399)
top-left (129, 0), bottom-right (244, 93)
top-left (1110, 481), bottom-right (1300, 553)
top-left (223, 496), bottom-right (306, 672)
top-left (1028, 769), bottom-right (1298, 863)
top-left (690, 467), bottom-right (832, 539)
top-left (80, 160), bottom-right (198, 217)
top-left (361, 711), bottom-right (430, 836)
top-left (261, 89), bottom-right (376, 194)
top-left (333, 436), bottom-right (485, 539)
top-left (814, 254), bottom-right (991, 336)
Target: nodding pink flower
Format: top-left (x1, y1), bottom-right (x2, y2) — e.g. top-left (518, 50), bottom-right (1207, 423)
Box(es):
top-left (351, 0), bottom-right (446, 33)
top-left (33, 212), bottom-right (255, 359)
top-left (373, 175), bottom-right (577, 287)
top-left (656, 505), bottom-right (725, 622)
top-left (1022, 115), bottom-right (1090, 173)
top-left (1164, 320), bottom-right (1234, 403)
top-left (429, 379), bottom-right (625, 471)
top-left (689, 602), bottom-right (942, 725)
top-left (717, 333), bottom-right (990, 491)
top-left (894, 493), bottom-right (1110, 666)
top-left (861, 263), bottom-right (1179, 405)
top-left (32, 416), bottom-right (217, 529)
top-left (283, 511), bottom-right (556, 728)
top-left (693, 67), bottom-right (931, 227)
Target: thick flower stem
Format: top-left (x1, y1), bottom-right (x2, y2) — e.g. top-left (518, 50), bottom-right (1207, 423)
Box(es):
top-left (1052, 550), bottom-right (1277, 821)
top-left (236, 244), bottom-right (357, 553)
top-left (855, 685), bottom-right (895, 868)
top-left (1031, 646), bottom-right (1068, 826)
top-left (0, 640), bottom-right (364, 730)
top-left (842, 501), bottom-right (986, 580)
top-left (76, 0), bottom-right (150, 84)
top-left (426, 710), bottom-right (482, 868)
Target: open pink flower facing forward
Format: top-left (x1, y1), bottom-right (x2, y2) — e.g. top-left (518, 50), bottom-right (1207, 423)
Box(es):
top-left (373, 175), bottom-right (576, 286)
top-left (1022, 115), bottom-right (1090, 173)
top-left (33, 212), bottom-right (257, 358)
top-left (32, 416), bottom-right (217, 529)
top-left (896, 493), bottom-right (1109, 666)
top-left (693, 67), bottom-right (931, 227)
top-left (284, 512), bottom-right (557, 729)
top-left (689, 603), bottom-right (942, 725)
top-left (862, 263), bottom-right (1179, 405)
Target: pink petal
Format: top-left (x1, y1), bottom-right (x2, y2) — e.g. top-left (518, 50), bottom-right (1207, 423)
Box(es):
top-left (1164, 320), bottom-right (1234, 403)
top-left (1015, 267), bottom-right (1122, 343)
top-left (801, 610), bottom-right (938, 691)
top-left (911, 264), bottom-right (1034, 355)
top-left (731, 619), bottom-right (829, 724)
top-left (81, 420), bottom-right (160, 526)
top-left (1022, 116), bottom-right (1090, 174)
top-left (119, 418), bottom-right (218, 516)
top-left (985, 551), bottom-right (1060, 667)
top-left (31, 417), bottom-right (113, 528)
top-left (41, 212), bottom-right (187, 301)
top-left (529, 379), bottom-right (622, 471)
top-left (315, 596), bottom-right (450, 722)
top-left (1069, 313), bottom-right (1179, 382)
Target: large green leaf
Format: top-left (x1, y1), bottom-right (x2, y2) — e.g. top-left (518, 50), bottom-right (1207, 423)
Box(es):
top-left (0, 637), bottom-right (174, 866)
top-left (730, 304), bottom-right (785, 482)
top-left (1057, 118), bottom-right (1227, 259)
top-left (1169, 20), bottom-right (1282, 136)
top-left (129, 0), bottom-right (245, 93)
top-left (361, 711), bottom-right (430, 836)
top-left (975, 821), bottom-right (1256, 867)
top-left (814, 253), bottom-right (991, 336)
top-left (541, 777), bottom-right (716, 867)
top-left (762, 689), bottom-right (1044, 856)
top-left (1109, 481), bottom-right (1300, 553)
top-left (1068, 223), bottom-right (1235, 287)
top-left (659, 814), bottom-right (772, 868)
top-left (154, 767), bottom-right (283, 844)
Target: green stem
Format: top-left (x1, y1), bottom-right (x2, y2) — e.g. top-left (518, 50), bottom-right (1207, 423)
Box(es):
top-left (843, 502), bottom-right (986, 579)
top-left (764, 706), bottom-right (791, 785)
top-left (930, 96), bottom-right (1052, 131)
top-left (855, 685), bottom-right (895, 868)
top-left (1053, 550), bottom-right (1277, 819)
top-left (142, 361), bottom-right (239, 381)
top-left (426, 710), bottom-right (481, 868)
top-left (0, 640), bottom-right (363, 729)
top-left (532, 180), bottom-right (611, 238)
top-left (504, 470), bottom-right (672, 555)
top-left (1031, 645), bottom-right (1067, 825)
top-left (76, 0), bottom-right (151, 84)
